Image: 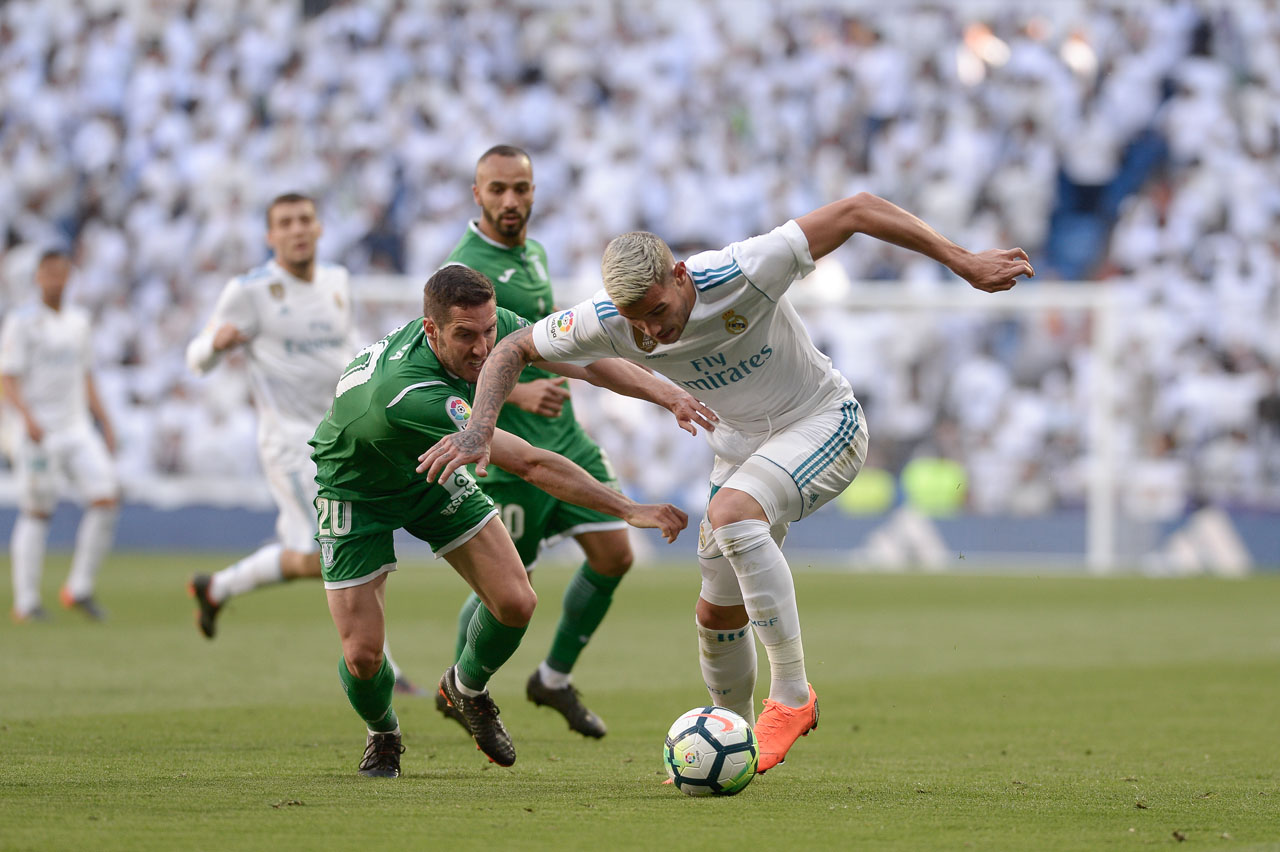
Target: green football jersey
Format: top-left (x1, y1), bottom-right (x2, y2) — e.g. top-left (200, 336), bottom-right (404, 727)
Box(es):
top-left (309, 308), bottom-right (527, 532)
top-left (445, 221), bottom-right (591, 481)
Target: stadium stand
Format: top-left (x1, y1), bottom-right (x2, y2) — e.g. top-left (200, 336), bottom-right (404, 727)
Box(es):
top-left (0, 0), bottom-right (1277, 563)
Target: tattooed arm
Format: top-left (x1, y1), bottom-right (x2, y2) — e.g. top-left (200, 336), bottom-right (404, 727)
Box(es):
top-left (417, 326), bottom-right (540, 482)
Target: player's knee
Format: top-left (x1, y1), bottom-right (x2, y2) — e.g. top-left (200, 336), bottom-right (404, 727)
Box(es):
top-left (490, 587), bottom-right (537, 627)
top-left (343, 644), bottom-right (384, 680)
top-left (696, 598), bottom-right (747, 630)
top-left (706, 488), bottom-right (766, 530)
top-left (591, 547), bottom-right (633, 578)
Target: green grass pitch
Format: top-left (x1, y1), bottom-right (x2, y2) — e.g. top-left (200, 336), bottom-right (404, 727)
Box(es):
top-left (2, 553), bottom-right (1279, 851)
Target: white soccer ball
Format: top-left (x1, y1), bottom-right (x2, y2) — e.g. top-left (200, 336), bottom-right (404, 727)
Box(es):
top-left (663, 705), bottom-right (758, 796)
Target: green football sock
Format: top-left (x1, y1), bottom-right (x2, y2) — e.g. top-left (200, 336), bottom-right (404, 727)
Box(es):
top-left (338, 655), bottom-right (399, 733)
top-left (453, 592), bottom-right (484, 663)
top-left (547, 562), bottom-right (623, 674)
top-left (456, 604), bottom-right (527, 691)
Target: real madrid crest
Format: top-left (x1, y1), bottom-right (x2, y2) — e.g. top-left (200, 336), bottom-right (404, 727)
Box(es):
top-left (722, 309), bottom-right (748, 334)
top-left (269, 281), bottom-right (285, 301)
top-left (334, 292), bottom-right (344, 309)
top-left (632, 326), bottom-right (658, 353)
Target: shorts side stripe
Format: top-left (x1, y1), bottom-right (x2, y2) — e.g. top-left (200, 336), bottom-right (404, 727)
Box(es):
top-left (791, 403), bottom-right (853, 482)
top-left (795, 404), bottom-right (859, 489)
top-left (791, 401), bottom-right (860, 489)
top-left (289, 471), bottom-right (314, 524)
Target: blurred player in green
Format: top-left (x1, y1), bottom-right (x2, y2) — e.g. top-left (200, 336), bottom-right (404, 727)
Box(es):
top-left (311, 263), bottom-right (702, 776)
top-left (439, 145), bottom-right (641, 738)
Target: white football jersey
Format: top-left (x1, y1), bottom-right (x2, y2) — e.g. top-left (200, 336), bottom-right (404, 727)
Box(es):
top-left (187, 259), bottom-right (357, 460)
top-left (531, 220), bottom-right (854, 461)
top-left (0, 301), bottom-right (94, 431)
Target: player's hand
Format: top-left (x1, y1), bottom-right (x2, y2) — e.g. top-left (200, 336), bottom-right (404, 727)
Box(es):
top-left (956, 248), bottom-right (1035, 293)
top-left (508, 378), bottom-right (571, 418)
top-left (23, 416), bottom-right (43, 444)
top-left (623, 502), bottom-right (689, 543)
top-left (667, 390), bottom-right (718, 435)
top-left (212, 323), bottom-right (251, 352)
top-left (417, 430), bottom-right (491, 483)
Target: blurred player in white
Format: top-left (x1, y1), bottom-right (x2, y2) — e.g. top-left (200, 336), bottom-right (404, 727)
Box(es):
top-left (419, 191), bottom-right (1034, 773)
top-left (185, 193), bottom-right (421, 693)
top-left (2, 249), bottom-right (119, 622)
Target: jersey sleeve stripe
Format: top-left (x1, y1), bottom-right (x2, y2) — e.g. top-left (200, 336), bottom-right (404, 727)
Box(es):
top-left (691, 260), bottom-right (737, 277)
top-left (691, 262), bottom-right (743, 291)
top-left (386, 380), bottom-right (448, 409)
top-left (593, 301), bottom-right (619, 320)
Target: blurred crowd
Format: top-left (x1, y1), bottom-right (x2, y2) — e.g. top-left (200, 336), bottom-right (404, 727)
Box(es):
top-left (1, 0), bottom-right (1278, 518)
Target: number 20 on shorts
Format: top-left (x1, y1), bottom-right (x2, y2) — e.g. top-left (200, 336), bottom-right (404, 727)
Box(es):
top-left (315, 497), bottom-right (353, 536)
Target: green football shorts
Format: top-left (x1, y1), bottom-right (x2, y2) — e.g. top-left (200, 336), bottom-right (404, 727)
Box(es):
top-left (318, 485), bottom-right (498, 589)
top-left (482, 444), bottom-right (627, 568)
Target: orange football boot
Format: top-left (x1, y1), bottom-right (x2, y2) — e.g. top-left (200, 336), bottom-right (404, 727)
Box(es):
top-left (754, 684), bottom-right (819, 774)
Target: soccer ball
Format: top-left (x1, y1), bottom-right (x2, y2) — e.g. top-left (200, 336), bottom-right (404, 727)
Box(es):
top-left (663, 706), bottom-right (758, 796)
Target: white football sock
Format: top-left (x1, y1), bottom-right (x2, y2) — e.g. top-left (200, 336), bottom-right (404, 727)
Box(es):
top-left (11, 515), bottom-right (49, 614)
top-left (64, 505), bottom-right (119, 599)
top-left (382, 642), bottom-right (402, 679)
top-left (209, 543), bottom-right (284, 604)
top-left (537, 660), bottom-right (571, 689)
top-left (452, 675), bottom-right (484, 697)
top-left (696, 615), bottom-right (757, 724)
top-left (712, 519), bottom-right (809, 708)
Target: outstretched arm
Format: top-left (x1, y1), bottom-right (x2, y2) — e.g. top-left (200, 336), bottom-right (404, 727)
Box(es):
top-left (796, 192), bottom-right (1034, 292)
top-left (417, 326), bottom-right (540, 481)
top-left (541, 358), bottom-right (718, 437)
top-left (489, 429), bottom-right (688, 542)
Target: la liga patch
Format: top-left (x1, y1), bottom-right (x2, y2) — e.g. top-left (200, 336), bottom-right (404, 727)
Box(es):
top-left (446, 396), bottom-right (471, 427)
top-left (549, 310), bottom-right (574, 338)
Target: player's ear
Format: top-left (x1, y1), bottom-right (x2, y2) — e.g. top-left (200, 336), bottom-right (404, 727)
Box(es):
top-left (422, 316), bottom-right (435, 337)
top-left (672, 261), bottom-right (686, 283)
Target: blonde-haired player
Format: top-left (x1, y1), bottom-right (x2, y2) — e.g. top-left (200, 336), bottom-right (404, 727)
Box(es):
top-left (419, 191), bottom-right (1033, 774)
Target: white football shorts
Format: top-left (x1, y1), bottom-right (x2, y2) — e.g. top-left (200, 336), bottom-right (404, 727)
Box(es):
top-left (262, 443), bottom-right (321, 553)
top-left (697, 398), bottom-right (868, 607)
top-left (14, 423), bottom-right (119, 515)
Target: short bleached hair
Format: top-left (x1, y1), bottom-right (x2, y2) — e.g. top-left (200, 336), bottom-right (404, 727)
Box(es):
top-left (601, 231), bottom-right (674, 306)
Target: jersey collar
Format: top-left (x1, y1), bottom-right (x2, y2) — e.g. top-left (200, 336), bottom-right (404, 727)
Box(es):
top-left (468, 220), bottom-right (524, 252)
top-left (267, 258), bottom-right (314, 286)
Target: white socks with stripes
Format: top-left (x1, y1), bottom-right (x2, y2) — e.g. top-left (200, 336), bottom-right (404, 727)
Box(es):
top-left (696, 614), bottom-right (758, 723)
top-left (711, 519), bottom-right (810, 708)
